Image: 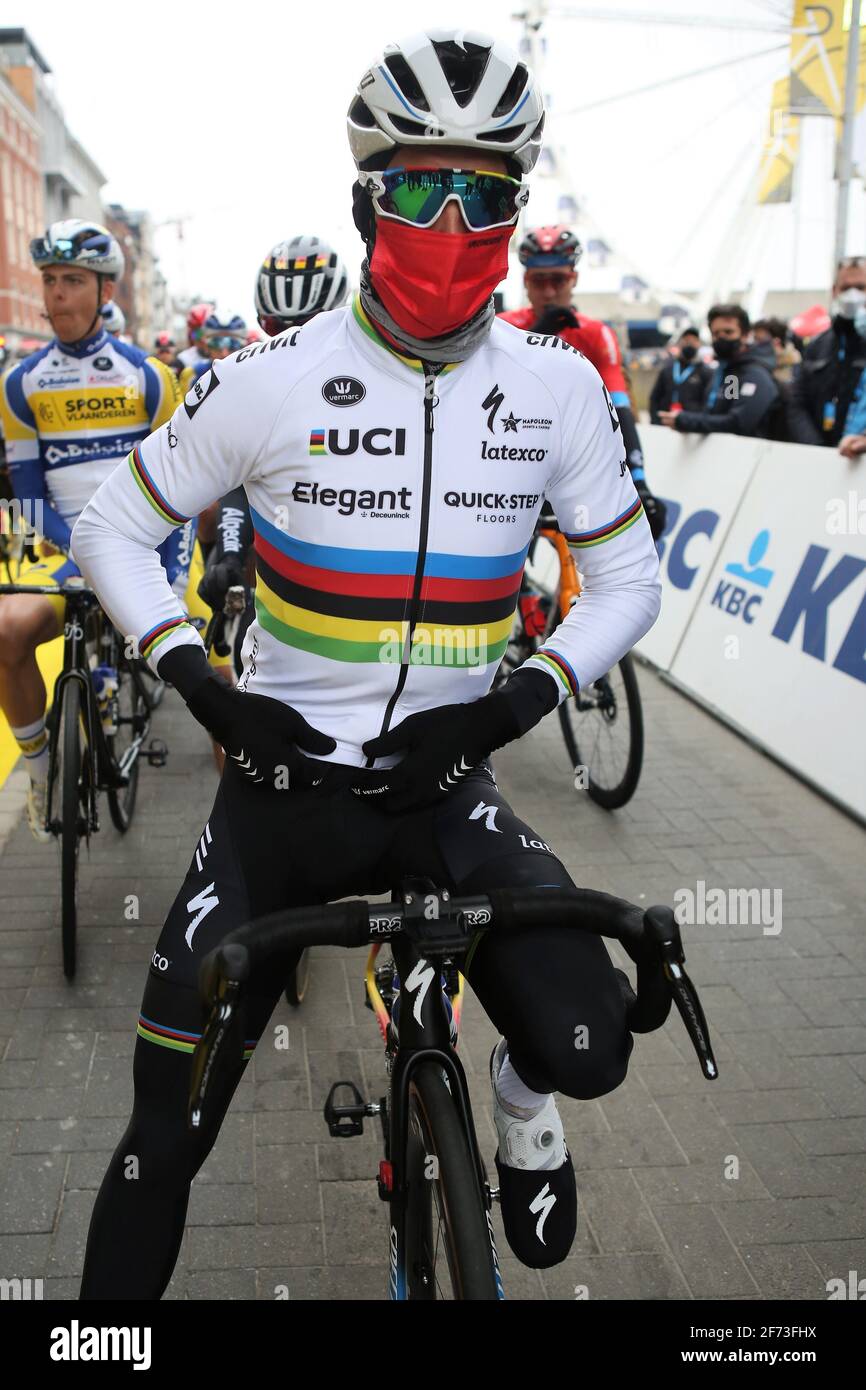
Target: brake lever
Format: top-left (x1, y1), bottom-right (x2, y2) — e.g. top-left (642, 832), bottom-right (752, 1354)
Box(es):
top-left (643, 906), bottom-right (718, 1080)
top-left (188, 945), bottom-right (250, 1130)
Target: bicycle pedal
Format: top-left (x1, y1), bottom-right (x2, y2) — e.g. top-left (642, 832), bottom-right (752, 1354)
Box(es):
top-left (323, 1080), bottom-right (368, 1137)
top-left (146, 739), bottom-right (168, 767)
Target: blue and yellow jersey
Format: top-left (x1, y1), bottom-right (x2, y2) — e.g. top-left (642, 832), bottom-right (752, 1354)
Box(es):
top-left (0, 328), bottom-right (180, 546)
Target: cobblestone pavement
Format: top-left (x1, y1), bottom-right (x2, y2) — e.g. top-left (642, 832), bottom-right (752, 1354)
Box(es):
top-left (1, 663), bottom-right (864, 1301)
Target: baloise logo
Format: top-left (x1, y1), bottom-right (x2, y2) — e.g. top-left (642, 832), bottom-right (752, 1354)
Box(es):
top-left (322, 376), bottom-right (366, 407)
top-left (309, 426), bottom-right (406, 457)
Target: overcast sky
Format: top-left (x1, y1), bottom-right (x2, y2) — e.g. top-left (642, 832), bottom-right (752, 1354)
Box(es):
top-left (22, 0), bottom-right (797, 323)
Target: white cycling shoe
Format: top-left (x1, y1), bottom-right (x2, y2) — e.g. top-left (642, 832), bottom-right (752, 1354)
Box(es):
top-left (490, 1039), bottom-right (577, 1268)
top-left (25, 778), bottom-right (52, 844)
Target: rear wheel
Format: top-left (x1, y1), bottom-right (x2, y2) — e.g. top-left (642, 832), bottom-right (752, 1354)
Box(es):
top-left (403, 1062), bottom-right (499, 1300)
top-left (57, 681), bottom-right (85, 979)
top-left (558, 653), bottom-right (644, 809)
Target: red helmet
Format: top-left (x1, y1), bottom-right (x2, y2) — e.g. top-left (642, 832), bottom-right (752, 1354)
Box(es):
top-left (186, 302), bottom-right (214, 345)
top-left (155, 331), bottom-right (175, 351)
top-left (518, 225), bottom-right (583, 269)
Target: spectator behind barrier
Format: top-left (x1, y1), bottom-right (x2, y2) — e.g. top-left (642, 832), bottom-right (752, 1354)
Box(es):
top-left (752, 317), bottom-right (801, 387)
top-left (787, 256), bottom-right (866, 447)
top-left (648, 326), bottom-right (713, 423)
top-left (657, 304), bottom-right (780, 439)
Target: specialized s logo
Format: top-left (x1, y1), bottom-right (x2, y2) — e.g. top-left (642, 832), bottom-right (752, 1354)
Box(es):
top-left (405, 958), bottom-right (435, 1026)
top-left (482, 384), bottom-right (505, 433)
top-left (184, 882), bottom-right (219, 950)
top-left (184, 366), bottom-right (221, 420)
top-left (529, 1182), bottom-right (556, 1245)
top-left (308, 427), bottom-right (406, 457)
top-left (322, 376), bottom-right (366, 407)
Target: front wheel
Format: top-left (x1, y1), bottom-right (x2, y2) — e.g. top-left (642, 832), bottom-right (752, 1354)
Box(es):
top-left (57, 680), bottom-right (85, 978)
top-left (402, 1062), bottom-right (500, 1300)
top-left (558, 652), bottom-right (644, 810)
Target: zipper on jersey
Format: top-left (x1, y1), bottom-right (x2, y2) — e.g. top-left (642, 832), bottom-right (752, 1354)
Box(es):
top-left (368, 368), bottom-right (438, 765)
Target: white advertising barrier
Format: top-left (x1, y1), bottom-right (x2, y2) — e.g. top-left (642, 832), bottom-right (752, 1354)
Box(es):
top-left (635, 427), bottom-right (760, 669)
top-left (669, 442), bottom-right (866, 819)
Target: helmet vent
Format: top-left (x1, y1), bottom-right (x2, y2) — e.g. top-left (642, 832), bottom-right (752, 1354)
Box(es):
top-left (383, 53), bottom-right (429, 111)
top-left (349, 96), bottom-right (377, 129)
top-left (478, 124), bottom-right (526, 144)
top-left (391, 114), bottom-right (443, 138)
top-left (431, 38), bottom-right (491, 108)
top-left (491, 64), bottom-right (528, 118)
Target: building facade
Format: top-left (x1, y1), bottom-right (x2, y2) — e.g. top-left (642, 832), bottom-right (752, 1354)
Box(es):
top-left (0, 42), bottom-right (45, 338)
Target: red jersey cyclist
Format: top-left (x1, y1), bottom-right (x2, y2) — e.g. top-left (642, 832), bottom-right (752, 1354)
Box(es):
top-left (500, 226), bottom-right (666, 538)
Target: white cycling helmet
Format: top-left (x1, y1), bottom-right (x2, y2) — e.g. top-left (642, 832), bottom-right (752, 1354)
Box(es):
top-left (30, 219), bottom-right (125, 280)
top-left (255, 236), bottom-right (349, 327)
top-left (347, 30), bottom-right (545, 176)
top-left (101, 301), bottom-right (127, 335)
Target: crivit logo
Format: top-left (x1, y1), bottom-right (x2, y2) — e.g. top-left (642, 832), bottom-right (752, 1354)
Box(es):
top-left (657, 502), bottom-right (866, 683)
top-left (710, 529), bottom-right (774, 625)
top-left (308, 427), bottom-right (406, 457)
top-left (235, 332), bottom-right (299, 362)
top-left (322, 376), bottom-right (366, 407)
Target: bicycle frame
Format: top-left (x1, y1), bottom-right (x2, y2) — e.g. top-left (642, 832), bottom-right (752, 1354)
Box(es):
top-left (379, 931), bottom-right (504, 1300)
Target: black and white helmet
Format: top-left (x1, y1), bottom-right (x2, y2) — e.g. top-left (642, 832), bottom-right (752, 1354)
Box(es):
top-left (348, 30), bottom-right (545, 176)
top-left (255, 236), bottom-right (349, 328)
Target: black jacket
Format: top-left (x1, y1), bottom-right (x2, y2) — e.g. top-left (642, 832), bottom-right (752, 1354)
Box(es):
top-left (786, 320), bottom-right (866, 446)
top-left (649, 357), bottom-right (713, 421)
top-left (674, 346), bottom-right (780, 438)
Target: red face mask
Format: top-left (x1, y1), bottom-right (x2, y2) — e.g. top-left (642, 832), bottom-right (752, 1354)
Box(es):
top-left (369, 218), bottom-right (512, 339)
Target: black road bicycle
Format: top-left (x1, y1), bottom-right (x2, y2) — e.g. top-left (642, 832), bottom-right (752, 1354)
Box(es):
top-left (189, 882), bottom-right (717, 1300)
top-left (0, 579), bottom-right (168, 977)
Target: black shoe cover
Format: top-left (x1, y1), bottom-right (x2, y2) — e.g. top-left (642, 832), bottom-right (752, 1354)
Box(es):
top-left (494, 1148), bottom-right (577, 1269)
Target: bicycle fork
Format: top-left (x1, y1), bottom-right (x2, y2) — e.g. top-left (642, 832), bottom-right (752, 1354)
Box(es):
top-left (323, 932), bottom-right (505, 1300)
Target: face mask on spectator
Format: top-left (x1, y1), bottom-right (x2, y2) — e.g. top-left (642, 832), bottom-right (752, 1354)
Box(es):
top-left (855, 305), bottom-right (866, 338)
top-left (712, 336), bottom-right (739, 361)
top-left (831, 287), bottom-right (866, 319)
top-left (679, 344), bottom-right (697, 362)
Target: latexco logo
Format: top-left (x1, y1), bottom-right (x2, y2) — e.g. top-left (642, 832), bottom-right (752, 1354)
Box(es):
top-left (322, 376), bottom-right (366, 407)
top-left (49, 1320), bottom-right (151, 1370)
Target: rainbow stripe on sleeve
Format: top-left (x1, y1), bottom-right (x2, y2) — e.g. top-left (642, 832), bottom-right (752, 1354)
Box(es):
top-left (529, 650), bottom-right (579, 698)
top-left (563, 496), bottom-right (643, 548)
top-left (128, 445), bottom-right (191, 525)
top-left (139, 616), bottom-right (194, 661)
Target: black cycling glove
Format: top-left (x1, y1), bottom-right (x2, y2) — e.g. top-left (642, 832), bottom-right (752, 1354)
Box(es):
top-left (158, 646), bottom-right (336, 788)
top-left (531, 305), bottom-right (579, 335)
top-left (350, 668), bottom-right (558, 813)
top-left (634, 480), bottom-right (667, 541)
top-left (197, 555), bottom-right (246, 613)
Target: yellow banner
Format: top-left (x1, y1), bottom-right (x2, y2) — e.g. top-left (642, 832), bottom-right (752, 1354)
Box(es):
top-left (790, 1), bottom-right (846, 117)
top-left (758, 77), bottom-right (801, 203)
